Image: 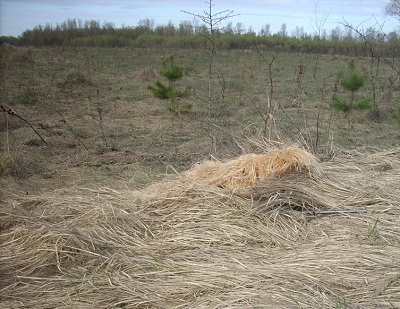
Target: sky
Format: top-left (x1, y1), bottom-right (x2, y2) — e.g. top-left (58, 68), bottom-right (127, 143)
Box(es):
top-left (0, 0), bottom-right (399, 37)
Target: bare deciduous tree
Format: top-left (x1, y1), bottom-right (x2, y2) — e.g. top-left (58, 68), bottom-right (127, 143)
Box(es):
top-left (137, 18), bottom-right (154, 32)
top-left (311, 1), bottom-right (330, 79)
top-left (182, 0), bottom-right (237, 156)
top-left (385, 0), bottom-right (400, 20)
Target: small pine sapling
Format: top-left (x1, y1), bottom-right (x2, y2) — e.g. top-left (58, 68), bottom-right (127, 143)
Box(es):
top-left (332, 60), bottom-right (372, 118)
top-left (148, 55), bottom-right (191, 115)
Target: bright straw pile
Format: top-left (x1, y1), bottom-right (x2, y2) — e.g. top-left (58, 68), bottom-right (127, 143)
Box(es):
top-left (1, 146), bottom-right (399, 308)
top-left (184, 147), bottom-right (323, 192)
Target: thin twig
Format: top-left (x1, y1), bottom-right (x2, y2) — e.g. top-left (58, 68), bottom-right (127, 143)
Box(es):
top-left (1, 104), bottom-right (47, 145)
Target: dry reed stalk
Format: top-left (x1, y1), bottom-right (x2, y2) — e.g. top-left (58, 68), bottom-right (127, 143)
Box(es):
top-left (184, 147), bottom-right (323, 192)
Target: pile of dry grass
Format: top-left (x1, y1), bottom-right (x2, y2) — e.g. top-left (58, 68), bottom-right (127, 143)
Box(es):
top-left (184, 147), bottom-right (323, 192)
top-left (1, 146), bottom-right (399, 308)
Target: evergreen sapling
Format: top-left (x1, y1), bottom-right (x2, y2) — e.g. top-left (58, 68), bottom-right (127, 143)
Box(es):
top-left (332, 60), bottom-right (371, 116)
top-left (148, 55), bottom-right (191, 115)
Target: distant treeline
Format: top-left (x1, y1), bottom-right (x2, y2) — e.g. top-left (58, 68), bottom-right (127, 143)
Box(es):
top-left (2, 18), bottom-right (400, 56)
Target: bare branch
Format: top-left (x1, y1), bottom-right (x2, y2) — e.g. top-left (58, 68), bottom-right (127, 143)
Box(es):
top-left (311, 1), bottom-right (331, 36)
top-left (385, 0), bottom-right (400, 20)
top-left (1, 104), bottom-right (47, 145)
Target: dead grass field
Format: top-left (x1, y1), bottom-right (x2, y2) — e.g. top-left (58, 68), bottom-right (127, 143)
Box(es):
top-left (1, 46), bottom-right (400, 308)
top-left (1, 145), bottom-right (400, 308)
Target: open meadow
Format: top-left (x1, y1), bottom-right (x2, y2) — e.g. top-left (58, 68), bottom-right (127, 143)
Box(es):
top-left (1, 45), bottom-right (400, 308)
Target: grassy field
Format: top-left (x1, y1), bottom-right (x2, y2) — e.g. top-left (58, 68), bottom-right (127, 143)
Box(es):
top-left (1, 46), bottom-right (399, 193)
top-left (1, 46), bottom-right (400, 308)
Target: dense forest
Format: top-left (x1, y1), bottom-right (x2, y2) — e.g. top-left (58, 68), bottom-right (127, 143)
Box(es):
top-left (1, 17), bottom-right (399, 56)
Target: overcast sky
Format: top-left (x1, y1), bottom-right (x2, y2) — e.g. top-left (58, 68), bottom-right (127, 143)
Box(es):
top-left (0, 0), bottom-right (398, 37)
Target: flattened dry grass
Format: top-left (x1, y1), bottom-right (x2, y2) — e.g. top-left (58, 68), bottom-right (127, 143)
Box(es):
top-left (1, 146), bottom-right (400, 308)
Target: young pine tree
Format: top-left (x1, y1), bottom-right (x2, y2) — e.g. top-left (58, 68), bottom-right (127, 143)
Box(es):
top-left (148, 55), bottom-right (190, 116)
top-left (332, 60), bottom-right (371, 116)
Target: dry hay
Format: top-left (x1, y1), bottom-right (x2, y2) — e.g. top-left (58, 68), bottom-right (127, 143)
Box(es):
top-left (184, 147), bottom-right (323, 192)
top-left (1, 146), bottom-right (400, 308)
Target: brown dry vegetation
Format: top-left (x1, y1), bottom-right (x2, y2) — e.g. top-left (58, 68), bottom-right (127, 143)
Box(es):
top-left (1, 46), bottom-right (400, 308)
top-left (1, 146), bottom-right (400, 308)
